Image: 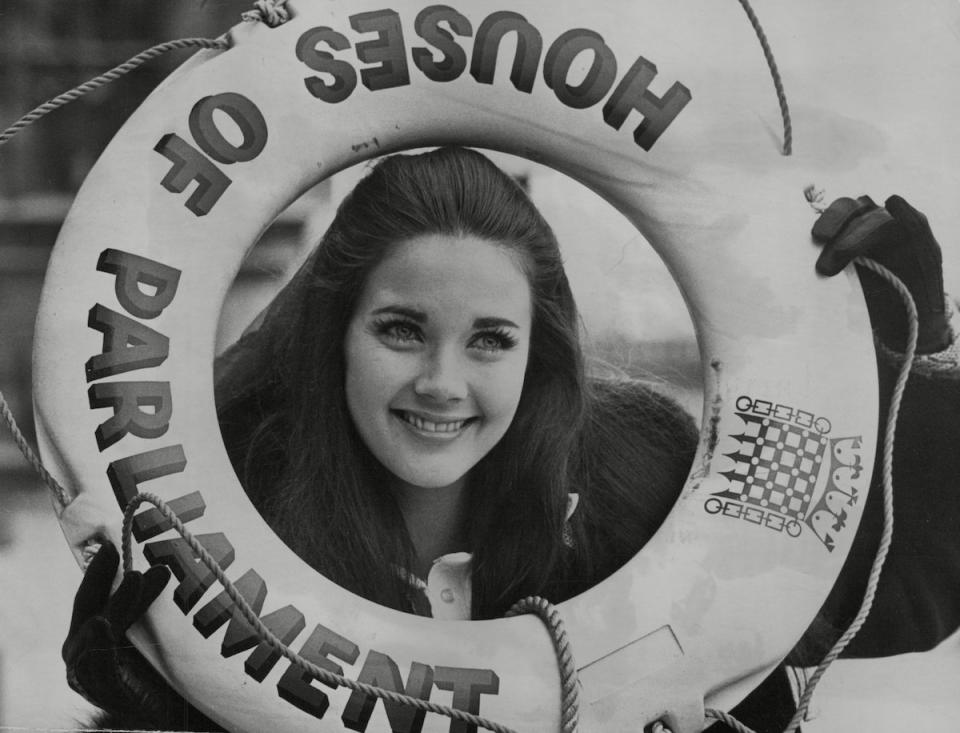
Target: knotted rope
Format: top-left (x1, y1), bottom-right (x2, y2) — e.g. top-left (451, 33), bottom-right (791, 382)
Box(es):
top-left (241, 0), bottom-right (291, 27)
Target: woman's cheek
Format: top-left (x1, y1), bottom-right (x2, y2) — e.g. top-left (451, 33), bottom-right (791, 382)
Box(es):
top-left (488, 353), bottom-right (529, 422)
top-left (345, 337), bottom-right (402, 417)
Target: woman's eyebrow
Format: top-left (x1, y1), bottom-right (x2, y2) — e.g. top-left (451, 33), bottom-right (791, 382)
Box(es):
top-left (474, 317), bottom-right (520, 329)
top-left (370, 305), bottom-right (427, 322)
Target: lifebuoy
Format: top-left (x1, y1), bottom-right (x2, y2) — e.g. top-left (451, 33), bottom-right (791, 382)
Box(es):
top-left (33, 1), bottom-right (881, 731)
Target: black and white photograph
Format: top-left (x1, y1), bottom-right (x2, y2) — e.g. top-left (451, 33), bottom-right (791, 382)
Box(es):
top-left (1, 1), bottom-right (958, 731)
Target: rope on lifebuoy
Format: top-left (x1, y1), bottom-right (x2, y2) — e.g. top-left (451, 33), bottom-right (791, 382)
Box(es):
top-left (0, 0), bottom-right (307, 147)
top-left (0, 38), bottom-right (228, 147)
top-left (505, 597), bottom-right (581, 731)
top-left (736, 0), bottom-right (792, 156)
top-left (704, 708), bottom-right (756, 733)
top-left (699, 260), bottom-right (916, 733)
top-left (0, 394), bottom-right (69, 507)
top-left (782, 259), bottom-right (916, 732)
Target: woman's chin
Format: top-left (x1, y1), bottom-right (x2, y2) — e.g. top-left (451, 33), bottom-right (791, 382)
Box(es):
top-left (391, 465), bottom-right (471, 493)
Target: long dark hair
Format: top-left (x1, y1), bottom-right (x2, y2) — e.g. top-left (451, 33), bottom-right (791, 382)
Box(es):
top-left (216, 147), bottom-right (698, 617)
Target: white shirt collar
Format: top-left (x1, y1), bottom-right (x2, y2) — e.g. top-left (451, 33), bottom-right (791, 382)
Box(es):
top-left (395, 493), bottom-right (579, 620)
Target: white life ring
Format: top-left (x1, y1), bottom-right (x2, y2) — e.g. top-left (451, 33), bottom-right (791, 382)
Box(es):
top-left (33, 1), bottom-right (881, 731)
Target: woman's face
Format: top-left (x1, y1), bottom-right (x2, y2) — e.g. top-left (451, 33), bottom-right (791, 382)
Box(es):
top-left (344, 234), bottom-right (532, 491)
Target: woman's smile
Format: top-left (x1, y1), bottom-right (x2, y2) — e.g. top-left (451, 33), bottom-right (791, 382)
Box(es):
top-left (344, 233), bottom-right (532, 490)
top-left (392, 409), bottom-right (477, 439)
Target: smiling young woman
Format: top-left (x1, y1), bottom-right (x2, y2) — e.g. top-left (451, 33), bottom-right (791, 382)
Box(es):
top-left (213, 147), bottom-right (615, 620)
top-left (344, 233), bottom-right (533, 495)
top-left (343, 232), bottom-right (535, 579)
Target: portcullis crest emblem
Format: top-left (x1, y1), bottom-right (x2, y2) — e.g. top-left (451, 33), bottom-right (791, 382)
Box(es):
top-left (704, 396), bottom-right (865, 550)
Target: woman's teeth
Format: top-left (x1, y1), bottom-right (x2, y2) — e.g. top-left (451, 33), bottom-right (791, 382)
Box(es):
top-left (400, 412), bottom-right (468, 433)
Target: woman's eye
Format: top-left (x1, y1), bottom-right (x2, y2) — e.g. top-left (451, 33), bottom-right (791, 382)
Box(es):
top-left (470, 330), bottom-right (517, 353)
top-left (374, 319), bottom-right (422, 344)
top-left (390, 323), bottom-right (419, 341)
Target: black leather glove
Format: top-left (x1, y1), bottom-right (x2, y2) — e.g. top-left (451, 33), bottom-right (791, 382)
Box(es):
top-left (812, 194), bottom-right (951, 354)
top-left (62, 541), bottom-right (219, 731)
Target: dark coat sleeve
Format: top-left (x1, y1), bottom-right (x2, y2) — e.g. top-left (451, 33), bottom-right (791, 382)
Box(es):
top-left (83, 697), bottom-right (223, 732)
top-left (794, 354), bottom-right (960, 663)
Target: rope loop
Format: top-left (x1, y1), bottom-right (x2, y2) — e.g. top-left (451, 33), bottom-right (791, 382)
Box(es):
top-left (505, 596), bottom-right (581, 733)
top-left (242, 0), bottom-right (292, 27)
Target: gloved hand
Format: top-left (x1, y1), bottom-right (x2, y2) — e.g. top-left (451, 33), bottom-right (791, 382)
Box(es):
top-left (62, 541), bottom-right (218, 731)
top-left (812, 194), bottom-right (952, 354)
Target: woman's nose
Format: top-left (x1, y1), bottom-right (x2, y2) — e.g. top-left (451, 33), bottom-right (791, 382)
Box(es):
top-left (413, 347), bottom-right (468, 402)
